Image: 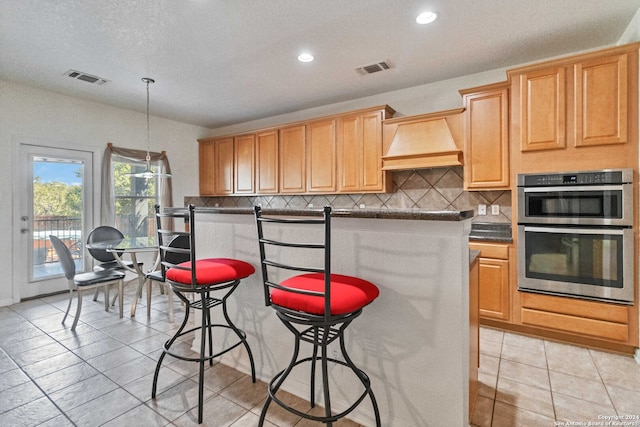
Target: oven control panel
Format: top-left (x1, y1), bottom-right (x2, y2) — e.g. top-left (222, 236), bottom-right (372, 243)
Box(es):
top-left (518, 169), bottom-right (630, 187)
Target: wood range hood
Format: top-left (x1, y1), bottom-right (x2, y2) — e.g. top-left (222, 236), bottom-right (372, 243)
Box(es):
top-left (382, 108), bottom-right (465, 171)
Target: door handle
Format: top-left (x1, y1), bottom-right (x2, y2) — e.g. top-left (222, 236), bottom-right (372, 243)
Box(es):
top-left (20, 228), bottom-right (29, 234)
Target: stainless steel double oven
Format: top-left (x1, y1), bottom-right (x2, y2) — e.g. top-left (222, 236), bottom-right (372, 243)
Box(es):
top-left (517, 169), bottom-right (635, 304)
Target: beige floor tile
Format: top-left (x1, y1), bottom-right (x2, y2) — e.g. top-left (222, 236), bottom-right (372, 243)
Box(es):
top-left (480, 327), bottom-right (504, 344)
top-left (478, 370), bottom-right (497, 399)
top-left (605, 384), bottom-right (640, 416)
top-left (590, 349), bottom-right (640, 391)
top-left (495, 377), bottom-right (554, 418)
top-left (545, 340), bottom-right (600, 381)
top-left (173, 393), bottom-right (248, 427)
top-left (553, 392), bottom-right (616, 423)
top-left (491, 401), bottom-right (555, 427)
top-left (501, 342), bottom-right (548, 369)
top-left (549, 370), bottom-right (613, 407)
top-left (499, 359), bottom-right (550, 390)
top-left (503, 332), bottom-right (545, 351)
top-left (479, 353), bottom-right (500, 376)
top-left (470, 395), bottom-right (493, 427)
top-left (479, 337), bottom-right (503, 358)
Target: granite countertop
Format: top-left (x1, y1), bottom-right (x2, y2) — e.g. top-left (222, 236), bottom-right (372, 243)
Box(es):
top-left (469, 222), bottom-right (513, 242)
top-left (191, 206), bottom-right (475, 222)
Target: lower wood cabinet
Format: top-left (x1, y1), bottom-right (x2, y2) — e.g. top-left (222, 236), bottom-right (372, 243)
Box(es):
top-left (469, 242), bottom-right (511, 321)
top-left (520, 292), bottom-right (634, 344)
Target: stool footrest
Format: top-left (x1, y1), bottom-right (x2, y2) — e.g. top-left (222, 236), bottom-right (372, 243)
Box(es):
top-left (161, 324), bottom-right (247, 363)
top-left (267, 356), bottom-right (373, 423)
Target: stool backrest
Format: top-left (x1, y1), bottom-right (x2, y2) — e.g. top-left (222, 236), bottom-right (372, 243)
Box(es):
top-left (254, 205), bottom-right (331, 318)
top-left (155, 204), bottom-right (196, 287)
top-left (154, 204), bottom-right (191, 280)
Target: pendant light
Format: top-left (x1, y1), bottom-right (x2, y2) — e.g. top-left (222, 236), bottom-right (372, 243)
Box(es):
top-left (129, 77), bottom-right (171, 178)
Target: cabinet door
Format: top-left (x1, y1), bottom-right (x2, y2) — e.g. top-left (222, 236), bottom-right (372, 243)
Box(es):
top-left (361, 111), bottom-right (385, 191)
top-left (516, 67), bottom-right (566, 151)
top-left (214, 137), bottom-right (234, 195)
top-left (198, 140), bottom-right (215, 195)
top-left (279, 125), bottom-right (306, 193)
top-left (306, 119), bottom-right (336, 193)
top-left (256, 130), bottom-right (278, 194)
top-left (478, 258), bottom-right (510, 320)
top-left (463, 86), bottom-right (509, 189)
top-left (574, 53), bottom-right (628, 147)
top-left (234, 134), bottom-right (255, 194)
top-left (336, 114), bottom-right (361, 193)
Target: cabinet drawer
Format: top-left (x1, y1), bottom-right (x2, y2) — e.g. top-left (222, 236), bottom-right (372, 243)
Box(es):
top-left (520, 293), bottom-right (630, 342)
top-left (469, 242), bottom-right (509, 259)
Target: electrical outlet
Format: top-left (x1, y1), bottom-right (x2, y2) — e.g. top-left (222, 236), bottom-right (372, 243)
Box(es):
top-left (491, 204), bottom-right (500, 215)
top-left (478, 204), bottom-right (486, 215)
top-left (359, 204), bottom-right (366, 209)
top-left (308, 203), bottom-right (313, 208)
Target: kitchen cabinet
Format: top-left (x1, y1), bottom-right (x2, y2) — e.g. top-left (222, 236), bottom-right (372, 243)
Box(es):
top-left (306, 119), bottom-right (336, 193)
top-left (279, 124), bottom-right (306, 193)
top-left (509, 43), bottom-right (638, 154)
top-left (256, 130), bottom-right (279, 194)
top-left (337, 107), bottom-right (394, 193)
top-left (460, 82), bottom-right (509, 190)
top-left (234, 134), bottom-right (255, 194)
top-left (520, 292), bottom-right (634, 344)
top-left (198, 140), bottom-right (215, 196)
top-left (198, 105), bottom-right (394, 196)
top-left (469, 242), bottom-right (510, 321)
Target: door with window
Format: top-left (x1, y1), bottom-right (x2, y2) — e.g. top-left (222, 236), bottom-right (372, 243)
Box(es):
top-left (15, 144), bottom-right (94, 300)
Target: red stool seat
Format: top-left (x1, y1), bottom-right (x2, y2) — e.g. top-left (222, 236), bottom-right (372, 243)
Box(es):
top-left (167, 258), bottom-right (255, 285)
top-left (273, 273), bottom-right (379, 315)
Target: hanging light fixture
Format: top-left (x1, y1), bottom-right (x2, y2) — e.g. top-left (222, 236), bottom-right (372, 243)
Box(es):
top-left (128, 77), bottom-right (171, 178)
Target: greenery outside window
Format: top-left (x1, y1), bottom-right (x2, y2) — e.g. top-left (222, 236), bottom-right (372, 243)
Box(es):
top-left (113, 156), bottom-right (160, 239)
top-left (101, 143), bottom-right (173, 234)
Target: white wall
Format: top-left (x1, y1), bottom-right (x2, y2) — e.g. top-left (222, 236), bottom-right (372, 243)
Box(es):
top-left (207, 68), bottom-right (507, 137)
top-left (0, 79), bottom-right (209, 304)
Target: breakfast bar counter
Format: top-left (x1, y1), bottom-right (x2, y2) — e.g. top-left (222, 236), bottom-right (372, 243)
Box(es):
top-left (190, 206), bottom-right (473, 426)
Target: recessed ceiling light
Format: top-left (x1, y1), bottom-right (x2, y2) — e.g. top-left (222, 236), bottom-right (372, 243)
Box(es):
top-left (297, 52), bottom-right (314, 63)
top-left (416, 11), bottom-right (437, 25)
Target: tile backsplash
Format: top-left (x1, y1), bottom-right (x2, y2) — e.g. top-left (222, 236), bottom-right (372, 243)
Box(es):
top-left (186, 166), bottom-right (512, 223)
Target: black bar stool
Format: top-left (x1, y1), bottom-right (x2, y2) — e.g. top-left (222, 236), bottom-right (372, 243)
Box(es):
top-left (151, 204), bottom-right (256, 424)
top-left (254, 205), bottom-right (381, 426)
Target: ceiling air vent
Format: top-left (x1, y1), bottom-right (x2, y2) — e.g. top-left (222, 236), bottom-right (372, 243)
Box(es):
top-left (64, 70), bottom-right (109, 85)
top-left (355, 61), bottom-right (392, 75)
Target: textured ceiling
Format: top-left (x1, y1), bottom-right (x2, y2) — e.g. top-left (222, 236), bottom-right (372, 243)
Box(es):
top-left (1, 0), bottom-right (639, 128)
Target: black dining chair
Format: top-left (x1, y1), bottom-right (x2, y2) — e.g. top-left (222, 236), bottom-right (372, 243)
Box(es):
top-left (254, 205), bottom-right (381, 426)
top-left (49, 235), bottom-right (125, 331)
top-left (87, 225), bottom-right (144, 308)
top-left (151, 204), bottom-right (256, 424)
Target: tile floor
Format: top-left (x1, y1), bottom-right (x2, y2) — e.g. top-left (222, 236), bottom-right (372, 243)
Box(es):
top-left (471, 327), bottom-right (640, 426)
top-left (1, 283), bottom-right (639, 427)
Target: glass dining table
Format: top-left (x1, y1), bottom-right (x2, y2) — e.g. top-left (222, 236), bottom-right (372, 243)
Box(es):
top-left (86, 236), bottom-right (159, 318)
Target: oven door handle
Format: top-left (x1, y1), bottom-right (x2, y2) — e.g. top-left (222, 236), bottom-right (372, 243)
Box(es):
top-left (522, 225), bottom-right (627, 235)
top-left (522, 185), bottom-right (625, 193)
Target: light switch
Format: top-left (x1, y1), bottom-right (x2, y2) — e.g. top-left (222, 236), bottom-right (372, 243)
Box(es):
top-left (491, 204), bottom-right (500, 215)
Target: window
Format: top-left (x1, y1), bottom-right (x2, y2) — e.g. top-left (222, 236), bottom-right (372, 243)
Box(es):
top-left (112, 156), bottom-right (160, 239)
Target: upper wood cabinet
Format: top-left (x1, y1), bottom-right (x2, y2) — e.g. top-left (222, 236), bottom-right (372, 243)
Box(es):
top-left (214, 137), bottom-right (234, 195)
top-left (234, 134), bottom-right (255, 194)
top-left (337, 107), bottom-right (394, 193)
top-left (574, 53), bottom-right (628, 147)
top-left (306, 119), bottom-right (336, 193)
top-left (460, 82), bottom-right (509, 190)
top-left (509, 43), bottom-right (638, 153)
top-left (279, 125), bottom-right (306, 193)
top-left (198, 105), bottom-right (393, 196)
top-left (198, 140), bottom-right (215, 196)
top-left (256, 130), bottom-right (279, 194)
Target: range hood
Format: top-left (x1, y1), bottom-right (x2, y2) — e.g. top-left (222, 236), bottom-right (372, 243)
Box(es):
top-left (382, 108), bottom-right (465, 171)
